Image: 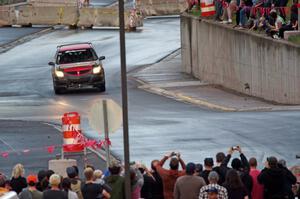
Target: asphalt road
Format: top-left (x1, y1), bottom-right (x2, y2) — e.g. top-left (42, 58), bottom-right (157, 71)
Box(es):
top-left (0, 18), bottom-right (299, 173)
top-left (0, 27), bottom-right (45, 46)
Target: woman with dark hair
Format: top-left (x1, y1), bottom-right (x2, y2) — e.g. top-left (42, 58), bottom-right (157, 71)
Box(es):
top-left (223, 169), bottom-right (249, 199)
top-left (62, 178), bottom-right (78, 199)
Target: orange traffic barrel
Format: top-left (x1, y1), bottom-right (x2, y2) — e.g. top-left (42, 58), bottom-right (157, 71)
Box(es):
top-left (200, 0), bottom-right (215, 17)
top-left (62, 112), bottom-right (84, 153)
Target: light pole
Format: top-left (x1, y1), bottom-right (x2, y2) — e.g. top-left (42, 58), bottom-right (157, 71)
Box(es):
top-left (118, 0), bottom-right (131, 199)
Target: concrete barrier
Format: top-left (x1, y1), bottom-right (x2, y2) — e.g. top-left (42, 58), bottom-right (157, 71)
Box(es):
top-left (78, 7), bottom-right (128, 27)
top-left (27, 0), bottom-right (77, 6)
top-left (0, 4), bottom-right (143, 27)
top-left (136, 0), bottom-right (187, 16)
top-left (11, 5), bottom-right (78, 26)
top-left (0, 6), bottom-right (11, 26)
top-left (49, 159), bottom-right (77, 178)
top-left (181, 13), bottom-right (300, 104)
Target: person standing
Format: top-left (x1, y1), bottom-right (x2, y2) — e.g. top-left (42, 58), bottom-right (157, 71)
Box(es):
top-left (150, 160), bottom-right (164, 199)
top-left (10, 164), bottom-right (27, 194)
top-left (66, 167), bottom-right (83, 199)
top-left (154, 152), bottom-right (186, 199)
top-left (258, 156), bottom-right (287, 199)
top-left (81, 168), bottom-right (110, 199)
top-left (249, 158), bottom-right (263, 199)
top-left (174, 162), bottom-right (206, 199)
top-left (223, 169), bottom-right (249, 199)
top-left (62, 178), bottom-right (78, 199)
top-left (201, 158), bottom-right (214, 185)
top-left (105, 160), bottom-right (125, 199)
top-left (19, 175), bottom-right (43, 199)
top-left (43, 174), bottom-right (67, 199)
top-left (199, 171), bottom-right (228, 199)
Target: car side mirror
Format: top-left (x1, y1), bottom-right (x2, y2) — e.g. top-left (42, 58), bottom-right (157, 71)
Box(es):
top-left (99, 56), bottom-right (105, 61)
top-left (48, 62), bottom-right (55, 66)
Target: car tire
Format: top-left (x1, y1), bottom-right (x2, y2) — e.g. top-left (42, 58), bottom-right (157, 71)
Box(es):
top-left (54, 86), bottom-right (64, 95)
top-left (97, 83), bottom-right (106, 92)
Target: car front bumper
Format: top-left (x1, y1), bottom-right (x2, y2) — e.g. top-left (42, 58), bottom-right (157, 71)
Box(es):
top-left (53, 73), bottom-right (105, 89)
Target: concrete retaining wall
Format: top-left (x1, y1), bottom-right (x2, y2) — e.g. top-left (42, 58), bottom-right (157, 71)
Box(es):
top-left (136, 0), bottom-right (187, 16)
top-left (181, 13), bottom-right (300, 104)
top-left (0, 4), bottom-right (142, 27)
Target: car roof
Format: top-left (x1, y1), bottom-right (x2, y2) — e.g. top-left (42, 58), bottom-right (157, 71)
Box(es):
top-left (58, 43), bottom-right (92, 52)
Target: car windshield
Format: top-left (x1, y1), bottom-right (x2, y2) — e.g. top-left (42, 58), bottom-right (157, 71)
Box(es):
top-left (57, 48), bottom-right (98, 64)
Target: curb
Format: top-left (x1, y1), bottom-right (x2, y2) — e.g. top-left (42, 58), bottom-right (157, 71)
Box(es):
top-left (0, 27), bottom-right (54, 54)
top-left (134, 77), bottom-right (236, 112)
top-left (130, 51), bottom-right (300, 112)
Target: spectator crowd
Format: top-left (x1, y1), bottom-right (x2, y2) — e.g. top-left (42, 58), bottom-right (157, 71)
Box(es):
top-left (0, 146), bottom-right (299, 199)
top-left (187, 0), bottom-right (298, 39)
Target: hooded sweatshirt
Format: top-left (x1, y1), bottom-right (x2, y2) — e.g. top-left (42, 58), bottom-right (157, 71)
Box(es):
top-left (258, 167), bottom-right (286, 199)
top-left (105, 175), bottom-right (125, 199)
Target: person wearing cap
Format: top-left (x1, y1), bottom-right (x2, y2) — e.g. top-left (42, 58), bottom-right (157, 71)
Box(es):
top-left (174, 162), bottom-right (206, 199)
top-left (105, 160), bottom-right (125, 199)
top-left (154, 152), bottom-right (186, 199)
top-left (206, 187), bottom-right (219, 199)
top-left (19, 175), bottom-right (43, 199)
top-left (258, 156), bottom-right (295, 199)
top-left (199, 171), bottom-right (228, 199)
top-left (200, 158), bottom-right (214, 185)
top-left (66, 166), bottom-right (83, 199)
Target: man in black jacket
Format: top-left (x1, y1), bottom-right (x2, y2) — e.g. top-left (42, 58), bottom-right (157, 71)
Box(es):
top-left (258, 156), bottom-right (296, 199)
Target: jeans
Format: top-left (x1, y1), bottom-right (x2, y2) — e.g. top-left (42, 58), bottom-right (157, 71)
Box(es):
top-left (215, 0), bottom-right (223, 20)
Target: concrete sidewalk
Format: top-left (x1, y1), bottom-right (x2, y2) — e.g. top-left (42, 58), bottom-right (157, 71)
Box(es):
top-left (130, 50), bottom-right (300, 112)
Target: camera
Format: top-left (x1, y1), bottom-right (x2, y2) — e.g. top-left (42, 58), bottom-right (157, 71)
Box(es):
top-left (171, 152), bottom-right (177, 156)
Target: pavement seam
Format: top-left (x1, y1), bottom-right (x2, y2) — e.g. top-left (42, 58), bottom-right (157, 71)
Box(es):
top-left (0, 27), bottom-right (54, 54)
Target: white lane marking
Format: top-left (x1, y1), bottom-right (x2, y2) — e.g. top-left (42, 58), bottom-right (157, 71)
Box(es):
top-left (0, 137), bottom-right (19, 155)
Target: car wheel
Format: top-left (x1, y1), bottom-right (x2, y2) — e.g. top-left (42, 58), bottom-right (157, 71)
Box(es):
top-left (97, 83), bottom-right (106, 92)
top-left (54, 86), bottom-right (64, 95)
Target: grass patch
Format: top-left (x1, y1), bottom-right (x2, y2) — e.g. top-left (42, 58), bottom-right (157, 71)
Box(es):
top-left (288, 35), bottom-right (300, 45)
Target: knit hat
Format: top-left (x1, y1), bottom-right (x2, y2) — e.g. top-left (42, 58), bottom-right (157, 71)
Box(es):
top-left (27, 175), bottom-right (38, 184)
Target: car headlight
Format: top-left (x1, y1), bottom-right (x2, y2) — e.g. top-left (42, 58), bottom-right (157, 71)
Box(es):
top-left (55, 69), bottom-right (64, 78)
top-left (93, 65), bottom-right (102, 74)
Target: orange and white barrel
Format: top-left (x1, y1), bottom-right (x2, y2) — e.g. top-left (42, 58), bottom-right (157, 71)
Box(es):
top-left (62, 112), bottom-right (84, 153)
top-left (200, 0), bottom-right (215, 17)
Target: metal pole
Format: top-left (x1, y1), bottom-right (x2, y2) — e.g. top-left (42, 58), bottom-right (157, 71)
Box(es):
top-left (103, 100), bottom-right (111, 168)
top-left (118, 0), bottom-right (131, 198)
top-left (298, 0), bottom-right (300, 31)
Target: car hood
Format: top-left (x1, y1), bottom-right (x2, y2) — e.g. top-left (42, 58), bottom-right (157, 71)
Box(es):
top-left (58, 61), bottom-right (97, 69)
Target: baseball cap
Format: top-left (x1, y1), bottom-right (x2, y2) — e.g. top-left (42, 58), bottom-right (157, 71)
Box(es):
top-left (206, 187), bottom-right (218, 193)
top-left (27, 175), bottom-right (37, 184)
top-left (66, 167), bottom-right (76, 178)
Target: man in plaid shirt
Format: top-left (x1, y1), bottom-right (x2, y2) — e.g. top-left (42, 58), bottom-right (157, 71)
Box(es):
top-left (199, 171), bottom-right (228, 199)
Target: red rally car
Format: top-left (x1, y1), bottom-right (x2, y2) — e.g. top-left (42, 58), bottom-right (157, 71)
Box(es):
top-left (48, 42), bottom-right (106, 94)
